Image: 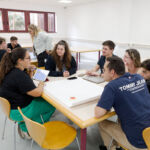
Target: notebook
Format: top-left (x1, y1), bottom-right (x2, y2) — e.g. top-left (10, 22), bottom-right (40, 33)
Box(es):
top-left (44, 78), bottom-right (104, 107)
top-left (82, 75), bottom-right (104, 84)
top-left (33, 68), bottom-right (49, 82)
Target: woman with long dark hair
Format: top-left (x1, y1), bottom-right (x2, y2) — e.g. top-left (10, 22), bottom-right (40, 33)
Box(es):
top-left (45, 40), bottom-right (77, 77)
top-left (0, 47), bottom-right (55, 139)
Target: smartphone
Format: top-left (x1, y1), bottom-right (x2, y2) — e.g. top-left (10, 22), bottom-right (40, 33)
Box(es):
top-left (67, 77), bottom-right (77, 80)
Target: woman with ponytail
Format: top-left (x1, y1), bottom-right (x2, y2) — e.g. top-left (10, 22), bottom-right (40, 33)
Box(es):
top-left (0, 47), bottom-right (55, 139)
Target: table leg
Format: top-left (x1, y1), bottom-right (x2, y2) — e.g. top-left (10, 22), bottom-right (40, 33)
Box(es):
top-left (76, 52), bottom-right (79, 69)
top-left (79, 52), bottom-right (80, 63)
top-left (98, 50), bottom-right (101, 60)
top-left (80, 128), bottom-right (87, 150)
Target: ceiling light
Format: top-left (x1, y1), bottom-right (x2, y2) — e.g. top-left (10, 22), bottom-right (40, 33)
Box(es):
top-left (59, 0), bottom-right (72, 4)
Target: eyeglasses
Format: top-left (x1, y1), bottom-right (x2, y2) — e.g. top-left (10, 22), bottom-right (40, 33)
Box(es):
top-left (124, 55), bottom-right (131, 59)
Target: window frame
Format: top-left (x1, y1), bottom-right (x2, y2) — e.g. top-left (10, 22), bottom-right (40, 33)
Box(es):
top-left (0, 8), bottom-right (56, 33)
top-left (47, 12), bottom-right (56, 33)
top-left (0, 9), bottom-right (4, 31)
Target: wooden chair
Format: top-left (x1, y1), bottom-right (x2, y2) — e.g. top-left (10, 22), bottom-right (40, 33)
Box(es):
top-left (143, 127), bottom-right (150, 149)
top-left (18, 107), bottom-right (80, 150)
top-left (0, 97), bottom-right (18, 150)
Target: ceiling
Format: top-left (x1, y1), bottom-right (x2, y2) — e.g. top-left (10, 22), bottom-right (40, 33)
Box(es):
top-left (0, 0), bottom-right (99, 7)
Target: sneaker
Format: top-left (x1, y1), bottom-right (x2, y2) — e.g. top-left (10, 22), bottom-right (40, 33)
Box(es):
top-left (99, 145), bottom-right (107, 150)
top-left (23, 132), bottom-right (32, 140)
top-left (18, 125), bottom-right (25, 139)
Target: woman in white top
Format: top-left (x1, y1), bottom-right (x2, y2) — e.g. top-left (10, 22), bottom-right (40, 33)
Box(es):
top-left (28, 24), bottom-right (52, 67)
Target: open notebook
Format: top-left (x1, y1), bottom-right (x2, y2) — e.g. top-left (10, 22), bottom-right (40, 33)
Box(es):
top-left (44, 78), bottom-right (104, 107)
top-left (33, 68), bottom-right (49, 82)
top-left (82, 75), bottom-right (104, 84)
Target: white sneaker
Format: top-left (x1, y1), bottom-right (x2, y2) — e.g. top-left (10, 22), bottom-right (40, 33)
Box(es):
top-left (23, 132), bottom-right (32, 140)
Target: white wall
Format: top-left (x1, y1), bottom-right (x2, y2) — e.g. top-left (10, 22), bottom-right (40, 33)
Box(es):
top-left (0, 1), bottom-right (66, 46)
top-left (64, 0), bottom-right (132, 44)
top-left (130, 0), bottom-right (150, 45)
top-left (65, 0), bottom-right (150, 47)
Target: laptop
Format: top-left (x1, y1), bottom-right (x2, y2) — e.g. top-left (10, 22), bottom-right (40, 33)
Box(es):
top-left (82, 75), bottom-right (104, 84)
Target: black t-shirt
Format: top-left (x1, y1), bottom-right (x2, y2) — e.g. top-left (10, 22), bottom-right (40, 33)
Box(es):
top-left (0, 49), bottom-right (6, 61)
top-left (7, 43), bottom-right (21, 50)
top-left (0, 68), bottom-right (36, 109)
top-left (97, 55), bottom-right (116, 73)
top-left (97, 56), bottom-right (106, 73)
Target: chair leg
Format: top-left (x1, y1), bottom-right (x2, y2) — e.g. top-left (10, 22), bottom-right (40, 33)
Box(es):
top-left (2, 116), bottom-right (7, 140)
top-left (30, 139), bottom-right (34, 150)
top-left (108, 138), bottom-right (113, 150)
top-left (40, 115), bottom-right (44, 124)
top-left (76, 137), bottom-right (80, 150)
top-left (14, 122), bottom-right (17, 150)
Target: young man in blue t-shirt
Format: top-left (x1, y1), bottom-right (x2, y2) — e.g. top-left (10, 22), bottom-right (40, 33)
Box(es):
top-left (95, 56), bottom-right (150, 150)
top-left (86, 40), bottom-right (116, 76)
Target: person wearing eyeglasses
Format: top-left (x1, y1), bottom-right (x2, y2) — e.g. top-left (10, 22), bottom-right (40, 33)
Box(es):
top-left (0, 47), bottom-right (55, 139)
top-left (86, 40), bottom-right (116, 76)
top-left (123, 49), bottom-right (141, 74)
top-left (28, 24), bottom-right (52, 67)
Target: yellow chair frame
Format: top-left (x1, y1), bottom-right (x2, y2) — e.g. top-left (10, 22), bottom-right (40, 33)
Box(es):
top-left (18, 107), bottom-right (80, 150)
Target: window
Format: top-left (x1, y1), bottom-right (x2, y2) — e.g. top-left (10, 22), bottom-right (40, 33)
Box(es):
top-left (48, 13), bottom-right (55, 32)
top-left (30, 13), bottom-right (44, 30)
top-left (0, 8), bottom-right (56, 33)
top-left (0, 11), bottom-right (3, 30)
top-left (8, 11), bottom-right (25, 31)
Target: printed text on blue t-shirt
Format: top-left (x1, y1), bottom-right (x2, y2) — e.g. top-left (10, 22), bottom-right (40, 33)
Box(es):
top-left (119, 79), bottom-right (145, 93)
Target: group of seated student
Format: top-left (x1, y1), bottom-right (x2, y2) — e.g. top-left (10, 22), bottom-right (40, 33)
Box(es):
top-left (0, 47), bottom-right (55, 139)
top-left (1, 36), bottom-right (150, 150)
top-left (95, 56), bottom-right (150, 150)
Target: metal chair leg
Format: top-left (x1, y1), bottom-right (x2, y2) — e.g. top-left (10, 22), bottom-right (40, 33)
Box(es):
top-left (40, 115), bottom-right (44, 124)
top-left (14, 122), bottom-right (17, 150)
top-left (30, 139), bottom-right (34, 150)
top-left (76, 137), bottom-right (80, 150)
top-left (2, 116), bottom-right (7, 140)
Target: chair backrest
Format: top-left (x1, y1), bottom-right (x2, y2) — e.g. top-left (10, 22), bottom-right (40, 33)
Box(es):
top-left (0, 97), bottom-right (11, 119)
top-left (143, 127), bottom-right (150, 149)
top-left (18, 107), bottom-right (46, 146)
